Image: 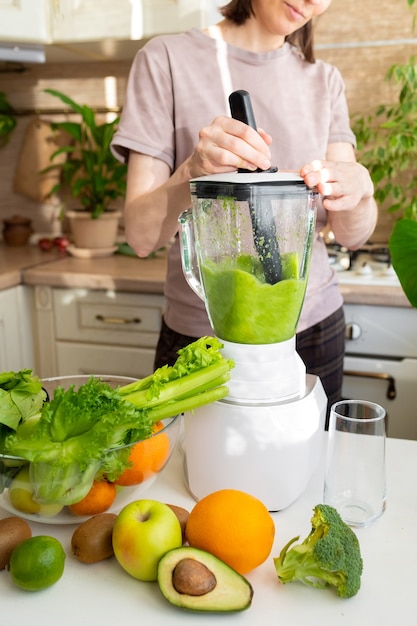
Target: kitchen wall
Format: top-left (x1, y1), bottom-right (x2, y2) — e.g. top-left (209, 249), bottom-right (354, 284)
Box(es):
top-left (0, 0), bottom-right (416, 241)
top-left (0, 60), bottom-right (132, 236)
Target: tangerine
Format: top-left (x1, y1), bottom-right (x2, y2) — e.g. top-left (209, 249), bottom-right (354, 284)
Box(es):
top-left (69, 480), bottom-right (117, 516)
top-left (185, 489), bottom-right (275, 575)
top-left (113, 421), bottom-right (170, 486)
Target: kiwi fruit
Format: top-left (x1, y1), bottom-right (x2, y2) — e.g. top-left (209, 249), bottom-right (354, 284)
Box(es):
top-left (0, 516), bottom-right (32, 570)
top-left (71, 513), bottom-right (117, 564)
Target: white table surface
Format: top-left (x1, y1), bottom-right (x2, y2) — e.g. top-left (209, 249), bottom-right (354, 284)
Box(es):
top-left (1, 434), bottom-right (416, 626)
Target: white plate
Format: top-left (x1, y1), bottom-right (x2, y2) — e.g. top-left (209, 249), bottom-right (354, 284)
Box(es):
top-left (67, 245), bottom-right (117, 259)
top-left (0, 478), bottom-right (157, 525)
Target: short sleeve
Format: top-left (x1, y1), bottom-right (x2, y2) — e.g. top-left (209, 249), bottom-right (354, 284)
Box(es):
top-left (111, 38), bottom-right (176, 170)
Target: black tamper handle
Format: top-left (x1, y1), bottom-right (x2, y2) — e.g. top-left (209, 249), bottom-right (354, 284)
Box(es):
top-left (228, 90), bottom-right (282, 284)
top-left (229, 90), bottom-right (260, 173)
top-left (229, 89), bottom-right (258, 130)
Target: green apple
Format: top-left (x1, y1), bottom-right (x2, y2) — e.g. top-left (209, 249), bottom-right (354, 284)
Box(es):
top-left (8, 466), bottom-right (64, 517)
top-left (112, 499), bottom-right (182, 581)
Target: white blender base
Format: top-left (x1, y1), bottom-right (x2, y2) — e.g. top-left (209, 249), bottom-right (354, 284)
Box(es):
top-left (183, 374), bottom-right (327, 511)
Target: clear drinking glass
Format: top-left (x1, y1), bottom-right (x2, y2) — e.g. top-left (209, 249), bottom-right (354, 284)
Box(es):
top-left (323, 400), bottom-right (386, 527)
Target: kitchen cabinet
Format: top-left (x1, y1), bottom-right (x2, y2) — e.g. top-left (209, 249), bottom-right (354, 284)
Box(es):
top-left (32, 285), bottom-right (165, 379)
top-left (343, 303), bottom-right (417, 440)
top-left (51, 0), bottom-right (218, 43)
top-left (0, 285), bottom-right (35, 372)
top-left (51, 0), bottom-right (139, 42)
top-left (0, 1), bottom-right (222, 45)
top-left (0, 0), bottom-right (51, 43)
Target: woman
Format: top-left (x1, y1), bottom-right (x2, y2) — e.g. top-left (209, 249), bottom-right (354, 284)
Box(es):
top-left (111, 0), bottom-right (377, 415)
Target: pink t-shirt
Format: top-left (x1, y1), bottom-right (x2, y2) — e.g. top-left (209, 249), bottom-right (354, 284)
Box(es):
top-left (112, 29), bottom-right (355, 336)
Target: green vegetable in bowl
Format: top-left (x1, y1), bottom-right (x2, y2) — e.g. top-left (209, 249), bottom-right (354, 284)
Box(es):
top-left (273, 504), bottom-right (363, 598)
top-left (0, 336), bottom-right (234, 506)
top-left (0, 370), bottom-right (46, 432)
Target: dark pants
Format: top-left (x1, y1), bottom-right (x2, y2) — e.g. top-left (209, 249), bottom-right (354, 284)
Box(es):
top-left (154, 306), bottom-right (346, 428)
top-left (296, 306), bottom-right (345, 427)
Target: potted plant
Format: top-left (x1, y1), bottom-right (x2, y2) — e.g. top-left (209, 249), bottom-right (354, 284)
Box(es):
top-left (0, 92), bottom-right (17, 147)
top-left (352, 0), bottom-right (417, 307)
top-left (42, 88), bottom-right (127, 253)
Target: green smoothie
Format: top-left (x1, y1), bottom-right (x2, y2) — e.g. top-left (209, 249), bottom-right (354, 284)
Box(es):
top-left (201, 253), bottom-right (306, 344)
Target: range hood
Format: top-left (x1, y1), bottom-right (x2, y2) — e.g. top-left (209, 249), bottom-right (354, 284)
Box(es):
top-left (0, 43), bottom-right (45, 64)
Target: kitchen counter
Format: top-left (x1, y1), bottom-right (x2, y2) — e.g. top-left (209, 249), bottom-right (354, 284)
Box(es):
top-left (0, 244), bottom-right (62, 291)
top-left (0, 243), bottom-right (411, 307)
top-left (1, 434), bottom-right (416, 625)
top-left (337, 277), bottom-right (411, 307)
top-left (22, 249), bottom-right (168, 294)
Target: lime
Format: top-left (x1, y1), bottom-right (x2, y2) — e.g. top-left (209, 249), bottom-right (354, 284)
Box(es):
top-left (8, 536), bottom-right (66, 591)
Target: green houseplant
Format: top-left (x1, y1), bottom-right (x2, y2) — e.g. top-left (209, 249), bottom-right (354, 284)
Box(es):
top-left (352, 0), bottom-right (417, 307)
top-left (43, 88), bottom-right (127, 251)
top-left (0, 92), bottom-right (17, 148)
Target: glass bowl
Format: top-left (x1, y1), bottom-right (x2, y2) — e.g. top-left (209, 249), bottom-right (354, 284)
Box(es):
top-left (0, 375), bottom-right (181, 524)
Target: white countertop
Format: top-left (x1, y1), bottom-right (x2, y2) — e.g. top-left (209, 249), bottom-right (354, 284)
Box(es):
top-left (1, 434), bottom-right (417, 625)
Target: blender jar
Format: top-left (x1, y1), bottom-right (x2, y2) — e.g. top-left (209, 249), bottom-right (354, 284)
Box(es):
top-left (180, 171), bottom-right (317, 345)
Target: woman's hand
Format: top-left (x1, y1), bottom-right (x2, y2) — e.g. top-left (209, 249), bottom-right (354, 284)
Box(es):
top-left (300, 144), bottom-right (378, 249)
top-left (300, 159), bottom-right (374, 213)
top-left (187, 115), bottom-right (272, 178)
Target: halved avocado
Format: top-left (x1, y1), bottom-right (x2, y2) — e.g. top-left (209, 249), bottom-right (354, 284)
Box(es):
top-left (157, 546), bottom-right (253, 612)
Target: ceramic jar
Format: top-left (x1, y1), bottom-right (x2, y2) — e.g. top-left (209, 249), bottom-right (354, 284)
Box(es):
top-left (2, 215), bottom-right (33, 246)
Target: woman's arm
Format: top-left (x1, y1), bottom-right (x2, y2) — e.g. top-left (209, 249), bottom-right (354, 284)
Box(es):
top-left (124, 152), bottom-right (192, 257)
top-left (124, 117), bottom-right (272, 257)
top-left (300, 142), bottom-right (378, 250)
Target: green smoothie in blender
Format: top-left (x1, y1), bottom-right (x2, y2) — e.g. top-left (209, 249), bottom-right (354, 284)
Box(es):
top-left (200, 252), bottom-right (306, 344)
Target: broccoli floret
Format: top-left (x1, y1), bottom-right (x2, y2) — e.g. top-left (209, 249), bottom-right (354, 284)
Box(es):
top-left (273, 504), bottom-right (363, 598)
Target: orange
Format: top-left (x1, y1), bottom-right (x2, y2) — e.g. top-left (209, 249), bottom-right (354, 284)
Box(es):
top-left (185, 489), bottom-right (275, 575)
top-left (113, 421), bottom-right (170, 486)
top-left (69, 480), bottom-right (117, 516)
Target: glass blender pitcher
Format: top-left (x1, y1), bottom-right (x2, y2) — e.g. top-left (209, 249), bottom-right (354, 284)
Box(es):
top-left (180, 170), bottom-right (318, 403)
top-left (181, 171), bottom-right (316, 344)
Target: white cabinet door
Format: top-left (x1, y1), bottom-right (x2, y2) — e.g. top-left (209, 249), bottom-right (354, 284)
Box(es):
top-left (343, 355), bottom-right (417, 441)
top-left (0, 0), bottom-right (51, 42)
top-left (141, 0), bottom-right (210, 37)
top-left (52, 0), bottom-right (134, 42)
top-left (0, 286), bottom-right (35, 372)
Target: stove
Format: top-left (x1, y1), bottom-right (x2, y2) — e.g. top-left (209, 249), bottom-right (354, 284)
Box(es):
top-left (328, 244), bottom-right (400, 287)
top-left (326, 243), bottom-right (417, 441)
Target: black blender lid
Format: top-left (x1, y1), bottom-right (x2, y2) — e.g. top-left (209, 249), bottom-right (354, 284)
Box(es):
top-left (190, 171), bottom-right (312, 200)
top-left (190, 171), bottom-right (305, 185)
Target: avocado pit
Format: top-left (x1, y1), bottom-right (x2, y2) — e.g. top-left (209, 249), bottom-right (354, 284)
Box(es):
top-left (172, 558), bottom-right (217, 596)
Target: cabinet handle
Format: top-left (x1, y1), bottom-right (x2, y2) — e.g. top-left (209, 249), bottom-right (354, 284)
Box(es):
top-left (344, 369), bottom-right (396, 400)
top-left (95, 315), bottom-right (142, 325)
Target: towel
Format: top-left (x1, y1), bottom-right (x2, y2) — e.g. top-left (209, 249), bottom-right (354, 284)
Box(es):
top-left (13, 117), bottom-right (67, 203)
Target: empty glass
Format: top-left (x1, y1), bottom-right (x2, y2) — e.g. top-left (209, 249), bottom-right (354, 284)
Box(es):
top-left (323, 400), bottom-right (386, 527)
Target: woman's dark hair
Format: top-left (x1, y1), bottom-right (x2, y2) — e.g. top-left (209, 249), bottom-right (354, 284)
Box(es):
top-left (219, 1), bottom-right (316, 63)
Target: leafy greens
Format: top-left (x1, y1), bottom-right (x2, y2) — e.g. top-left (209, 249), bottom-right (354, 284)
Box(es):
top-left (0, 337), bottom-right (233, 505)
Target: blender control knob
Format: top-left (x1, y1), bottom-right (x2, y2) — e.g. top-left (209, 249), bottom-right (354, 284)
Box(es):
top-left (345, 322), bottom-right (362, 340)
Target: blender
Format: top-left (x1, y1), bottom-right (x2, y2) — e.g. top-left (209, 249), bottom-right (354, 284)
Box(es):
top-left (178, 92), bottom-right (327, 511)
